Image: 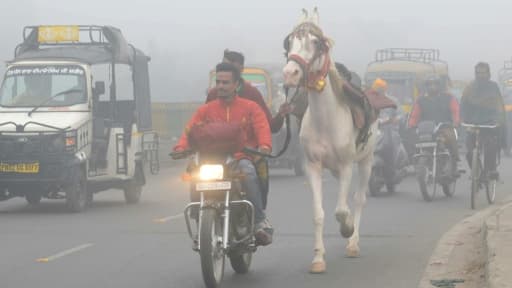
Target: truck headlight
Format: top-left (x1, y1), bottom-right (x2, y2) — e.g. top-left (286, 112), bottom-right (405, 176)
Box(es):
top-left (199, 165), bottom-right (224, 181)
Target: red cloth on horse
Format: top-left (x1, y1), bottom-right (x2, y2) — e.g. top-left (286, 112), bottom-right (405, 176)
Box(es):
top-left (174, 96), bottom-right (272, 160)
top-left (364, 89), bottom-right (397, 110)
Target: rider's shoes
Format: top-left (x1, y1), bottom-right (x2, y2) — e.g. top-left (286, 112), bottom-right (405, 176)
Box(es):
top-left (255, 219), bottom-right (273, 246)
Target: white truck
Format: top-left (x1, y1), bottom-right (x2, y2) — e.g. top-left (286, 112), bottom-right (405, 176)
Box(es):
top-left (0, 25), bottom-right (158, 212)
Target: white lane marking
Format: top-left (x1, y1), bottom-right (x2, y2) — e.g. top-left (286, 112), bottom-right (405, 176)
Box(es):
top-left (153, 214), bottom-right (184, 223)
top-left (36, 243), bottom-right (94, 263)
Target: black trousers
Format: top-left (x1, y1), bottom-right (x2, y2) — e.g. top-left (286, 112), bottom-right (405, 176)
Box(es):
top-left (465, 129), bottom-right (499, 172)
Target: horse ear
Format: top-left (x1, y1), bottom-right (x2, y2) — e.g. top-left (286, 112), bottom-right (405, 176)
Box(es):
top-left (311, 7), bottom-right (320, 25)
top-left (283, 35), bottom-right (290, 55)
top-left (299, 8), bottom-right (308, 23)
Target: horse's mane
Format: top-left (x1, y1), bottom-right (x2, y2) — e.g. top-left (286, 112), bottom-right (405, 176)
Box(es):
top-left (328, 64), bottom-right (348, 103)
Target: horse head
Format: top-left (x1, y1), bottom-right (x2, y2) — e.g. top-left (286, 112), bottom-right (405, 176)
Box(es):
top-left (283, 8), bottom-right (332, 90)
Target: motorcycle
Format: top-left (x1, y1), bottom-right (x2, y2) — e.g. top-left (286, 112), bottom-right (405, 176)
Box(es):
top-left (369, 116), bottom-right (409, 196)
top-left (413, 121), bottom-right (459, 202)
top-left (171, 148), bottom-right (265, 288)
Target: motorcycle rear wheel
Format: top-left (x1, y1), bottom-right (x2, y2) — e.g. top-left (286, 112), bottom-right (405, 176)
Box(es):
top-left (229, 209), bottom-right (253, 274)
top-left (442, 181), bottom-right (456, 197)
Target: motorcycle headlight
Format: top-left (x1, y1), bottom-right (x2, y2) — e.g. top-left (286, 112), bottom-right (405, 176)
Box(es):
top-left (199, 165), bottom-right (224, 181)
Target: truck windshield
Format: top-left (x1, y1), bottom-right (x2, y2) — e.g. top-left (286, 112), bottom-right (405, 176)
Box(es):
top-left (0, 65), bottom-right (87, 107)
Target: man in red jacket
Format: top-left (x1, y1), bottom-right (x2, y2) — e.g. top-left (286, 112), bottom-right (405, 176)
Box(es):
top-left (206, 50), bottom-right (292, 133)
top-left (174, 62), bottom-right (274, 246)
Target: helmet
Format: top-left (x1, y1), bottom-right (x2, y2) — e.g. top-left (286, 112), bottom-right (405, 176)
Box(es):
top-left (424, 74), bottom-right (441, 86)
top-left (372, 78), bottom-right (387, 90)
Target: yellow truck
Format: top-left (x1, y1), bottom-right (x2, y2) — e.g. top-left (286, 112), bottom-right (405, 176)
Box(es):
top-left (365, 48), bottom-right (450, 113)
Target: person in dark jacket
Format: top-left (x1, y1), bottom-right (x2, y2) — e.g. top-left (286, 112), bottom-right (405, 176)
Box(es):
top-left (408, 75), bottom-right (460, 175)
top-left (461, 62), bottom-right (506, 179)
top-left (207, 50), bottom-right (292, 133)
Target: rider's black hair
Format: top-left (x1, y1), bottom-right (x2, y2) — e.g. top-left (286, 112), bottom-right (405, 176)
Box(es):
top-left (216, 62), bottom-right (241, 82)
top-left (223, 49), bottom-right (245, 66)
top-left (475, 62), bottom-right (491, 73)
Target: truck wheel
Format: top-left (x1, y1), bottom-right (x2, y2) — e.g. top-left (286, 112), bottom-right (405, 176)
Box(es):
top-left (26, 192), bottom-right (42, 205)
top-left (124, 183), bottom-right (142, 204)
top-left (124, 164), bottom-right (143, 204)
top-left (65, 168), bottom-right (88, 213)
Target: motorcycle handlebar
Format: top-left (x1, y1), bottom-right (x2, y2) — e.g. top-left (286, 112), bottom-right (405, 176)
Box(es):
top-left (169, 147), bottom-right (270, 160)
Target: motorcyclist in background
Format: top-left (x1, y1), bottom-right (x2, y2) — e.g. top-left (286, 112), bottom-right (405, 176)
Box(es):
top-left (408, 75), bottom-right (461, 176)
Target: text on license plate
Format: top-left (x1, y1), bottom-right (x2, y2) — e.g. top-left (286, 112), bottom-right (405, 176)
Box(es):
top-left (196, 181), bottom-right (231, 191)
top-left (0, 162), bottom-right (40, 173)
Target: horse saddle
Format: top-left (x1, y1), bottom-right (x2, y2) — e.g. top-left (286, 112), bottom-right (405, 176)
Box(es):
top-left (343, 84), bottom-right (397, 130)
top-left (342, 83), bottom-right (374, 130)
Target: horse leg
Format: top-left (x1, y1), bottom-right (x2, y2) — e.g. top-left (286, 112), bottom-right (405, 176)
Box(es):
top-left (346, 154), bottom-right (371, 258)
top-left (335, 163), bottom-right (354, 239)
top-left (306, 160), bottom-right (326, 273)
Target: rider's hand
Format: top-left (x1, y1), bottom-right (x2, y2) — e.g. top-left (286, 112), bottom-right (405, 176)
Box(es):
top-left (259, 146), bottom-right (271, 155)
top-left (278, 102), bottom-right (294, 117)
top-left (173, 147), bottom-right (185, 153)
top-left (254, 146), bottom-right (271, 162)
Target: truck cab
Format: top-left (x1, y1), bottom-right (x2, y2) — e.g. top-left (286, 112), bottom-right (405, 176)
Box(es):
top-left (0, 25), bottom-right (158, 211)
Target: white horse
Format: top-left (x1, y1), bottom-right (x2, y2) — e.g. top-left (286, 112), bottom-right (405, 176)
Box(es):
top-left (282, 8), bottom-right (377, 274)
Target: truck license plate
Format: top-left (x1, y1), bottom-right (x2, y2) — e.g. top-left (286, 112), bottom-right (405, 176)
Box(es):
top-left (0, 162), bottom-right (40, 174)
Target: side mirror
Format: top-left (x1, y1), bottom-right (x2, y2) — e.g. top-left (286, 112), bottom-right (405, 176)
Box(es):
top-left (93, 81), bottom-right (105, 100)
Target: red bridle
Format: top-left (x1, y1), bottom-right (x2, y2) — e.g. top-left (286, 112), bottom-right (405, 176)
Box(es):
top-left (287, 48), bottom-right (331, 92)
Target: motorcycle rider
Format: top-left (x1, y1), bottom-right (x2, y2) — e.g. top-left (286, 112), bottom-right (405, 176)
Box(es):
top-left (174, 62), bottom-right (274, 246)
top-left (408, 75), bottom-right (461, 176)
top-left (461, 62), bottom-right (506, 180)
top-left (207, 49), bottom-right (293, 132)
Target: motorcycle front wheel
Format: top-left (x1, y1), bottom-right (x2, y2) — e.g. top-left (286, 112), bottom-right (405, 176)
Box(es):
top-left (416, 157), bottom-right (436, 202)
top-left (486, 178), bottom-right (497, 204)
top-left (200, 208), bottom-right (225, 288)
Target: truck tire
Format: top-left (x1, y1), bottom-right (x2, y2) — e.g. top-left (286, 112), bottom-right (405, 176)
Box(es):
top-left (65, 168), bottom-right (88, 213)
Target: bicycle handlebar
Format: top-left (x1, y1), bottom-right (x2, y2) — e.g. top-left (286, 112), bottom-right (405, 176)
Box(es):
top-left (461, 123), bottom-right (498, 129)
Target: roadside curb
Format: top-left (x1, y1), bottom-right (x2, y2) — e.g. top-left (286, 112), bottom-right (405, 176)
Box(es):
top-left (483, 201), bottom-right (512, 288)
top-left (417, 197), bottom-right (512, 288)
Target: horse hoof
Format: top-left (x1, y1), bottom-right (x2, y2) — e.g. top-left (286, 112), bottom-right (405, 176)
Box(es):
top-left (336, 212), bottom-right (354, 238)
top-left (309, 261), bottom-right (326, 274)
top-left (346, 246), bottom-right (360, 258)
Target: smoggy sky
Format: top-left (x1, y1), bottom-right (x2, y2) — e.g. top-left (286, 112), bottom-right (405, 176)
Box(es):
top-left (2, 0), bottom-right (512, 101)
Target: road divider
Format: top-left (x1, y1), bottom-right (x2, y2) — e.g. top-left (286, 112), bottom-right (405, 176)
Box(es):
top-left (36, 243), bottom-right (94, 263)
top-left (153, 214), bottom-right (184, 223)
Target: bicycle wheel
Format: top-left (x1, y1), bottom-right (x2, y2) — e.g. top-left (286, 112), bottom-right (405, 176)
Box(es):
top-left (470, 148), bottom-right (481, 210)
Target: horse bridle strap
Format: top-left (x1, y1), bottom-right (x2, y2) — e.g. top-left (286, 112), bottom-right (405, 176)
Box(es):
top-left (288, 53), bottom-right (310, 73)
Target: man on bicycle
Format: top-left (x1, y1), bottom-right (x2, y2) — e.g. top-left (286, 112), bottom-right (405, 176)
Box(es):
top-left (408, 75), bottom-right (461, 176)
top-left (461, 62), bottom-right (506, 180)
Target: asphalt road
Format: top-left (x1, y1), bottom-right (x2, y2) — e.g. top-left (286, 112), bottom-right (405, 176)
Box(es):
top-left (1, 158), bottom-right (511, 288)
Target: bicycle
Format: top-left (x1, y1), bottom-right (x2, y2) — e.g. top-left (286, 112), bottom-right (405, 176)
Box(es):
top-left (461, 123), bottom-right (499, 210)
